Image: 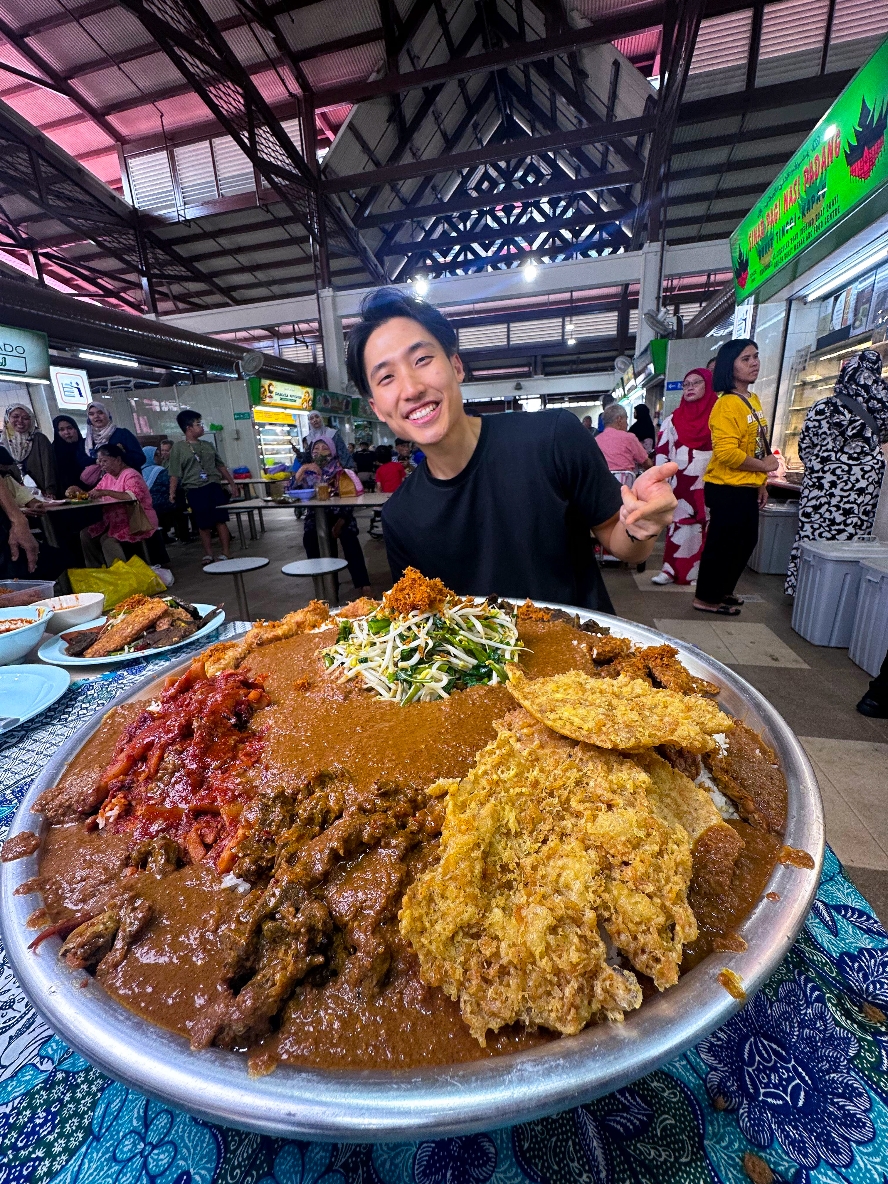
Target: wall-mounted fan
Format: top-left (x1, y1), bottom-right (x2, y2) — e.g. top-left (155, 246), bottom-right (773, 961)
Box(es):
top-left (238, 350), bottom-right (264, 378)
top-left (643, 309), bottom-right (677, 338)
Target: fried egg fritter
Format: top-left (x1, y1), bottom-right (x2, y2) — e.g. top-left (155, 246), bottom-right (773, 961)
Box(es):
top-left (400, 709), bottom-right (696, 1045)
top-left (506, 666), bottom-right (731, 754)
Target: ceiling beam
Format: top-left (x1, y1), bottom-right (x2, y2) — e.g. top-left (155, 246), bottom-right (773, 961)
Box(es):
top-left (0, 14), bottom-right (122, 145)
top-left (382, 209), bottom-right (633, 256)
top-left (308, 4), bottom-right (667, 107)
top-left (355, 166), bottom-right (641, 228)
top-left (322, 114), bottom-right (655, 195)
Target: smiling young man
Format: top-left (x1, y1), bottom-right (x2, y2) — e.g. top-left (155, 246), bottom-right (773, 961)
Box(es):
top-left (346, 288), bottom-right (678, 611)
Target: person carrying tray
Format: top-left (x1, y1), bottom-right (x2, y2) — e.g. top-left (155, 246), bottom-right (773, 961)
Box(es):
top-left (345, 288), bottom-right (677, 611)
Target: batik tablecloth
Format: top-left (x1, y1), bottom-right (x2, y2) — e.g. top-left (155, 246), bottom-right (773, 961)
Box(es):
top-left (2, 630), bottom-right (887, 1184)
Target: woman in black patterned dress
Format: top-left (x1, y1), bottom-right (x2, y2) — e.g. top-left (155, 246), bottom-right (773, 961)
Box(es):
top-left (785, 349), bottom-right (888, 595)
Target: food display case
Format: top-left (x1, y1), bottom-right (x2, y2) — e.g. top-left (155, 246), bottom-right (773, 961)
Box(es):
top-left (782, 331), bottom-right (888, 467)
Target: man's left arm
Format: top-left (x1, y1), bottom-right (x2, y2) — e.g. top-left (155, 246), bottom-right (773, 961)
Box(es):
top-left (217, 457), bottom-right (238, 500)
top-left (553, 411), bottom-right (676, 561)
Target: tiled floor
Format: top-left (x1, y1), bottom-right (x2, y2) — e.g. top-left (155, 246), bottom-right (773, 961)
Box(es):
top-left (159, 512), bottom-right (888, 925)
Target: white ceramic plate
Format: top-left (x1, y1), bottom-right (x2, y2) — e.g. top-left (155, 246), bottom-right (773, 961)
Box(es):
top-left (36, 603), bottom-right (225, 667)
top-left (0, 663), bottom-right (70, 727)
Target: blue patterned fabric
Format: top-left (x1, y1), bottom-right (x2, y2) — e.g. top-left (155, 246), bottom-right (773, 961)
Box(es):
top-left (1, 652), bottom-right (887, 1184)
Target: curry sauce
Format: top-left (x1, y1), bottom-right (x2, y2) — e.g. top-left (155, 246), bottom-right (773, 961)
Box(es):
top-left (24, 616), bottom-right (789, 1069)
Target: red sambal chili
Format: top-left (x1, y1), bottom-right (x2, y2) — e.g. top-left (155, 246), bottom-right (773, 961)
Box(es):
top-left (93, 663), bottom-right (269, 867)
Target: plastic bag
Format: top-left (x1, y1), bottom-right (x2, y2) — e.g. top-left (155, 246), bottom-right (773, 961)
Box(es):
top-left (67, 556), bottom-right (166, 609)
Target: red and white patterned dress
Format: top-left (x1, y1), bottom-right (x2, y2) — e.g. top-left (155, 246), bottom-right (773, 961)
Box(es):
top-left (655, 415), bottom-right (712, 584)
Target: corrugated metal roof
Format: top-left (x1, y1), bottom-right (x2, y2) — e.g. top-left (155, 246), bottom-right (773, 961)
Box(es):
top-left (302, 42), bottom-right (383, 89)
top-left (688, 10), bottom-right (751, 74)
top-left (276, 0), bottom-right (381, 52)
top-left (831, 0), bottom-right (888, 41)
top-left (759, 0), bottom-right (829, 58)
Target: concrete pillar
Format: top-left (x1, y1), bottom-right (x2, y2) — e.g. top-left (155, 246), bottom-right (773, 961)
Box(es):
top-left (635, 240), bottom-right (663, 354)
top-left (318, 287), bottom-right (348, 393)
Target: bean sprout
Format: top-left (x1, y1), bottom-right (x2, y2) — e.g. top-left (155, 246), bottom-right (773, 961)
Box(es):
top-left (322, 598), bottom-right (524, 704)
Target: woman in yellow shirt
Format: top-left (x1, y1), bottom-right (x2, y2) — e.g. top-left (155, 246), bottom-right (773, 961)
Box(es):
top-left (693, 339), bottom-right (779, 614)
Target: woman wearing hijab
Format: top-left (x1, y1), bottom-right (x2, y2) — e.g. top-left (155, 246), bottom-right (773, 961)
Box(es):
top-left (629, 403), bottom-right (657, 455)
top-left (693, 339), bottom-right (779, 615)
top-left (785, 348), bottom-right (888, 595)
top-left (80, 443), bottom-right (169, 571)
top-left (52, 415), bottom-right (89, 493)
top-left (291, 438), bottom-right (371, 595)
top-left (652, 368), bottom-right (719, 585)
top-left (83, 401), bottom-right (144, 473)
top-left (3, 404), bottom-right (57, 497)
top-left (142, 445), bottom-right (177, 543)
top-left (307, 410), bottom-right (350, 468)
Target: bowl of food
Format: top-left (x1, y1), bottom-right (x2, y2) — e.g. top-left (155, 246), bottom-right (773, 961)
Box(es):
top-left (0, 573), bottom-right (823, 1141)
top-left (0, 605), bottom-right (54, 665)
top-left (34, 592), bottom-right (105, 634)
top-left (285, 488), bottom-right (315, 501)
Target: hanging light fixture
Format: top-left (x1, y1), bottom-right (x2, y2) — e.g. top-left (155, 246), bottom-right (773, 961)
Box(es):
top-left (523, 258), bottom-right (539, 283)
top-left (412, 275), bottom-right (430, 298)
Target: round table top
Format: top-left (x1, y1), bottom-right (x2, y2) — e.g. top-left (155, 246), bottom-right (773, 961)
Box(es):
top-left (281, 558), bottom-right (347, 575)
top-left (203, 557), bottom-right (270, 574)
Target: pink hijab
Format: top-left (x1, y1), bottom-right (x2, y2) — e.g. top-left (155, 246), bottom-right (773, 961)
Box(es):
top-left (672, 368), bottom-right (718, 450)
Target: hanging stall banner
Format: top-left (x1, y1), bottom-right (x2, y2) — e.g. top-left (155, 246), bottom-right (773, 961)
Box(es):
top-left (731, 38), bottom-right (888, 302)
top-left (311, 389), bottom-right (354, 415)
top-left (0, 324), bottom-right (50, 381)
top-left (50, 365), bottom-right (90, 409)
top-left (254, 378), bottom-right (313, 410)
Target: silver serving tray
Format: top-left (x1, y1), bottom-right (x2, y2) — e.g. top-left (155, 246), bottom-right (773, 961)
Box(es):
top-left (0, 607), bottom-right (824, 1143)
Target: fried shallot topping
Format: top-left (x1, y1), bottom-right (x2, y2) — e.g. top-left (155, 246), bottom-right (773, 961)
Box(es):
top-left (382, 567), bottom-right (452, 616)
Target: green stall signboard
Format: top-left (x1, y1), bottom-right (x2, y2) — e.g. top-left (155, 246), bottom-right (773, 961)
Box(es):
top-left (731, 38), bottom-right (888, 302)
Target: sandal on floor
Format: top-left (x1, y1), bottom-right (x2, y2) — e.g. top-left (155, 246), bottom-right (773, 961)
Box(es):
top-left (201, 554), bottom-right (215, 566)
top-left (693, 602), bottom-right (740, 615)
top-left (722, 594), bottom-right (745, 606)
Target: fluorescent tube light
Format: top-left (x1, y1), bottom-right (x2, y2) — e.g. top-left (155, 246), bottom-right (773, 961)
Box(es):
top-left (79, 351), bottom-right (140, 368)
top-left (803, 243), bottom-right (888, 302)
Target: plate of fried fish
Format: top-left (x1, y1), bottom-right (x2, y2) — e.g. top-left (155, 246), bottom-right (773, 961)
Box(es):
top-left (1, 571), bottom-right (823, 1141)
top-left (36, 594), bottom-right (225, 665)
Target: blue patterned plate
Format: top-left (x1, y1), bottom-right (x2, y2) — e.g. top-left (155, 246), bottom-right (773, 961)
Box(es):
top-left (0, 663), bottom-right (70, 726)
top-left (35, 603), bottom-right (225, 666)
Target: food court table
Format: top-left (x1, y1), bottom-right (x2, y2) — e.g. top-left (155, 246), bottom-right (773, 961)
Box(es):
top-left (250, 492), bottom-right (390, 601)
top-left (1, 645), bottom-right (887, 1182)
top-left (31, 496), bottom-right (138, 550)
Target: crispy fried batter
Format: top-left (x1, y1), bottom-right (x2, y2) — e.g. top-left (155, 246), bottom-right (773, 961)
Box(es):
top-left (85, 599), bottom-right (168, 657)
top-left (400, 708), bottom-right (696, 1044)
top-left (107, 594), bottom-right (152, 619)
top-left (506, 666), bottom-right (731, 754)
top-left (587, 635), bottom-right (632, 663)
top-left (632, 750), bottom-right (744, 898)
top-left (201, 601), bottom-right (332, 676)
top-left (704, 721), bottom-right (787, 834)
top-left (382, 567), bottom-right (452, 616)
top-left (336, 596), bottom-right (380, 620)
top-left (516, 599), bottom-right (553, 622)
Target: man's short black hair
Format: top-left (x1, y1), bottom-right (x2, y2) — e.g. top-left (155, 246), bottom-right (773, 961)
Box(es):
top-left (345, 287), bottom-right (458, 398)
top-left (375, 444), bottom-right (393, 463)
top-left (176, 408), bottom-right (201, 432)
top-left (395, 438), bottom-right (409, 446)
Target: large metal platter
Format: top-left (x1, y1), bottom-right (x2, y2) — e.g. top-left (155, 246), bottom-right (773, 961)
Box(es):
top-left (0, 607), bottom-right (824, 1144)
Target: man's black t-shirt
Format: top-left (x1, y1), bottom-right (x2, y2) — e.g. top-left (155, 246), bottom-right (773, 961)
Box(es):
top-left (382, 410), bottom-right (623, 611)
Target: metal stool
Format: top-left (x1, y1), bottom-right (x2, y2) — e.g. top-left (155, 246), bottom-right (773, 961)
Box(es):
top-left (204, 556), bottom-right (269, 620)
top-left (281, 557), bottom-right (347, 604)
